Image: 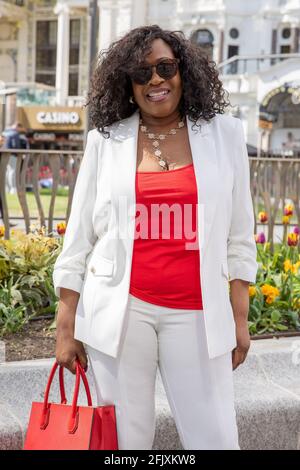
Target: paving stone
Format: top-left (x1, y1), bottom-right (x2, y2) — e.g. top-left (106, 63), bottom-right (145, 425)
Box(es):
top-left (0, 342), bottom-right (5, 363)
top-left (0, 337), bottom-right (299, 450)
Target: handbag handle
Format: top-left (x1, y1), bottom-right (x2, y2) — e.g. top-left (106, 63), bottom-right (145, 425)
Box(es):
top-left (59, 366), bottom-right (67, 404)
top-left (40, 359), bottom-right (93, 433)
top-left (56, 364), bottom-right (84, 405)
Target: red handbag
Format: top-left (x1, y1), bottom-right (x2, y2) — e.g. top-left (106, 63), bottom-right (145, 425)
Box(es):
top-left (23, 359), bottom-right (119, 450)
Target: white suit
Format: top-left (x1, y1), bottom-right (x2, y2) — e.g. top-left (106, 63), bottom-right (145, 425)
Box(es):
top-left (53, 110), bottom-right (258, 359)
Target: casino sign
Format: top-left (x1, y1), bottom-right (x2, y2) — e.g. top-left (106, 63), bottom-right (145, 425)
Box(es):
top-left (17, 106), bottom-right (85, 131)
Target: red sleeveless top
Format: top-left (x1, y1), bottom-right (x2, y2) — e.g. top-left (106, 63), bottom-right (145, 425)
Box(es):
top-left (129, 163), bottom-right (203, 310)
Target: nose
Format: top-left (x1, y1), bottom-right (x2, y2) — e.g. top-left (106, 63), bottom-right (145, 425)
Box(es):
top-left (149, 67), bottom-right (164, 85)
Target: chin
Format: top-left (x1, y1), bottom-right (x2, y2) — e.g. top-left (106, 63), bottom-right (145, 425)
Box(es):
top-left (143, 103), bottom-right (176, 118)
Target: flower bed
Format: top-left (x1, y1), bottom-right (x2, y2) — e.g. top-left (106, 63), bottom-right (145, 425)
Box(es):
top-left (0, 213), bottom-right (300, 341)
top-left (252, 204), bottom-right (300, 335)
top-left (0, 225), bottom-right (63, 336)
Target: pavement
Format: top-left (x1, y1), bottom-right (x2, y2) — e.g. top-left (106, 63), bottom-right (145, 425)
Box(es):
top-left (0, 336), bottom-right (299, 450)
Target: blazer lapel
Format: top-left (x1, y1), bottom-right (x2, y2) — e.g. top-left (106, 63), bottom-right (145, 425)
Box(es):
top-left (110, 111), bottom-right (220, 262)
top-left (109, 111), bottom-right (139, 247)
top-left (187, 116), bottom-right (220, 262)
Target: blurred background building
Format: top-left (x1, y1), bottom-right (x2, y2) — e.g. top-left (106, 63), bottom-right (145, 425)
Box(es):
top-left (0, 0), bottom-right (300, 153)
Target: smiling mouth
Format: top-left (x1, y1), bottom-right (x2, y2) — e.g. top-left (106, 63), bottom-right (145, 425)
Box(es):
top-left (146, 90), bottom-right (170, 102)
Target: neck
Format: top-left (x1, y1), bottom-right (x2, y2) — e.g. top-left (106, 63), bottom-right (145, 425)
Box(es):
top-left (139, 109), bottom-right (182, 130)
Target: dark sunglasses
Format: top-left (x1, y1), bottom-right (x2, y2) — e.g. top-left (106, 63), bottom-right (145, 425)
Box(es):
top-left (129, 58), bottom-right (180, 85)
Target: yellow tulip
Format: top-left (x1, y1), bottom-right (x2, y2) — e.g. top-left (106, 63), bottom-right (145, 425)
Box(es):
top-left (284, 259), bottom-right (293, 272)
top-left (258, 211), bottom-right (268, 223)
top-left (249, 286), bottom-right (256, 297)
top-left (292, 298), bottom-right (300, 309)
top-left (284, 203), bottom-right (293, 216)
top-left (57, 222), bottom-right (66, 235)
top-left (261, 284), bottom-right (280, 302)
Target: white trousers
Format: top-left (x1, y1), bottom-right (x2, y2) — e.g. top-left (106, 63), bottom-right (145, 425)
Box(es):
top-left (85, 293), bottom-right (240, 450)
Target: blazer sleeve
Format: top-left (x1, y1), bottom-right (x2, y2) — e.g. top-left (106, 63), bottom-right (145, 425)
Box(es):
top-left (52, 130), bottom-right (100, 298)
top-left (227, 118), bottom-right (258, 284)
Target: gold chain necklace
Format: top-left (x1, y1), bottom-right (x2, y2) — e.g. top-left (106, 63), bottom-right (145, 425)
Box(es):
top-left (139, 117), bottom-right (185, 170)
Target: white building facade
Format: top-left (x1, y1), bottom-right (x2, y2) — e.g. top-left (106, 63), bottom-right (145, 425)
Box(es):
top-left (0, 0), bottom-right (300, 152)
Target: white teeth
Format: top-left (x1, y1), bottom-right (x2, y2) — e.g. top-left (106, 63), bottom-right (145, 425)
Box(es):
top-left (148, 90), bottom-right (169, 97)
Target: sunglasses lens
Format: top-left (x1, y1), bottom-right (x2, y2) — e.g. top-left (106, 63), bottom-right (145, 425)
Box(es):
top-left (130, 60), bottom-right (178, 84)
top-left (131, 67), bottom-right (152, 85)
top-left (157, 61), bottom-right (178, 79)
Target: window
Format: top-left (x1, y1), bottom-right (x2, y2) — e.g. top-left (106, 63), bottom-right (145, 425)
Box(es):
top-left (35, 20), bottom-right (57, 86)
top-left (282, 28), bottom-right (291, 39)
top-left (227, 45), bottom-right (239, 74)
top-left (191, 29), bottom-right (214, 46)
top-left (70, 19), bottom-right (80, 46)
top-left (190, 29), bottom-right (214, 59)
top-left (280, 44), bottom-right (291, 59)
top-left (35, 73), bottom-right (55, 87)
top-left (69, 73), bottom-right (79, 96)
top-left (36, 49), bottom-right (56, 69)
top-left (35, 18), bottom-right (81, 96)
top-left (49, 21), bottom-right (57, 45)
top-left (229, 28), bottom-right (239, 39)
top-left (69, 19), bottom-right (81, 95)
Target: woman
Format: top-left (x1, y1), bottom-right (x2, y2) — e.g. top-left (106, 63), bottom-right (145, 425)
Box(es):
top-left (54, 25), bottom-right (258, 450)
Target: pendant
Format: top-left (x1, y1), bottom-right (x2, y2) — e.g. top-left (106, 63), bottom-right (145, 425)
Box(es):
top-left (159, 160), bottom-right (167, 167)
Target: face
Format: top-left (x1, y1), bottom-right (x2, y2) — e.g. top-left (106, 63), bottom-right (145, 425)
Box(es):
top-left (131, 38), bottom-right (182, 119)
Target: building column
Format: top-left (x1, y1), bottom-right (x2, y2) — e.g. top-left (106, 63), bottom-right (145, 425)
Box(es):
top-left (131, 0), bottom-right (147, 29)
top-left (17, 20), bottom-right (28, 81)
top-left (218, 28), bottom-right (224, 64)
top-left (98, 0), bottom-right (122, 52)
top-left (291, 23), bottom-right (300, 53)
top-left (54, 1), bottom-right (70, 106)
top-left (98, 2), bottom-right (112, 52)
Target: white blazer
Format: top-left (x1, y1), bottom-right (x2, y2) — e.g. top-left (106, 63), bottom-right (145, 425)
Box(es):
top-left (53, 109), bottom-right (258, 360)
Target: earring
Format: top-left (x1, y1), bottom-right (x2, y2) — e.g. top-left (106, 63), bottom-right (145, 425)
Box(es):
top-left (129, 96), bottom-right (135, 104)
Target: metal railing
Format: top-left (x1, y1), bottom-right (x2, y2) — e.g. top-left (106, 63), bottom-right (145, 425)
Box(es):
top-left (1, 150), bottom-right (300, 251)
top-left (218, 53), bottom-right (300, 76)
top-left (0, 149), bottom-right (82, 237)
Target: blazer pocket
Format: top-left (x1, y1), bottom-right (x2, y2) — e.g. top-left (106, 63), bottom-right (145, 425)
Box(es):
top-left (221, 261), bottom-right (229, 280)
top-left (88, 254), bottom-right (114, 277)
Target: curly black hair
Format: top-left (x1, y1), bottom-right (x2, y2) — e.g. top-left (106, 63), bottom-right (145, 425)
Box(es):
top-left (85, 25), bottom-right (231, 137)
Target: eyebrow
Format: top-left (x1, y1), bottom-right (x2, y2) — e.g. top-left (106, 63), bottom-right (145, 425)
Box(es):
top-left (143, 56), bottom-right (175, 65)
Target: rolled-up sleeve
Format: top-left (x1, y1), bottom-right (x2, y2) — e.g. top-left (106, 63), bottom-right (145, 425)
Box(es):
top-left (227, 118), bottom-right (258, 284)
top-left (53, 130), bottom-right (100, 298)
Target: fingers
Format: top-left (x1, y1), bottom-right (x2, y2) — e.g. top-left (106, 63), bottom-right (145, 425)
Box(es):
top-left (55, 352), bottom-right (78, 375)
top-left (55, 341), bottom-right (88, 375)
top-left (232, 348), bottom-right (248, 370)
top-left (69, 357), bottom-right (78, 375)
top-left (55, 358), bottom-right (76, 375)
top-left (61, 357), bottom-right (88, 375)
top-left (77, 353), bottom-right (88, 373)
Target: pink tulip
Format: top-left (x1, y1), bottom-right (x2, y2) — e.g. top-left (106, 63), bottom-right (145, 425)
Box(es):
top-left (255, 232), bottom-right (266, 244)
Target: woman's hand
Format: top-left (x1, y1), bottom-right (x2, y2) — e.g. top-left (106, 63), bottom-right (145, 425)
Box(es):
top-left (232, 320), bottom-right (250, 370)
top-left (56, 325), bottom-right (88, 375)
top-left (229, 279), bottom-right (251, 370)
top-left (55, 288), bottom-right (88, 375)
